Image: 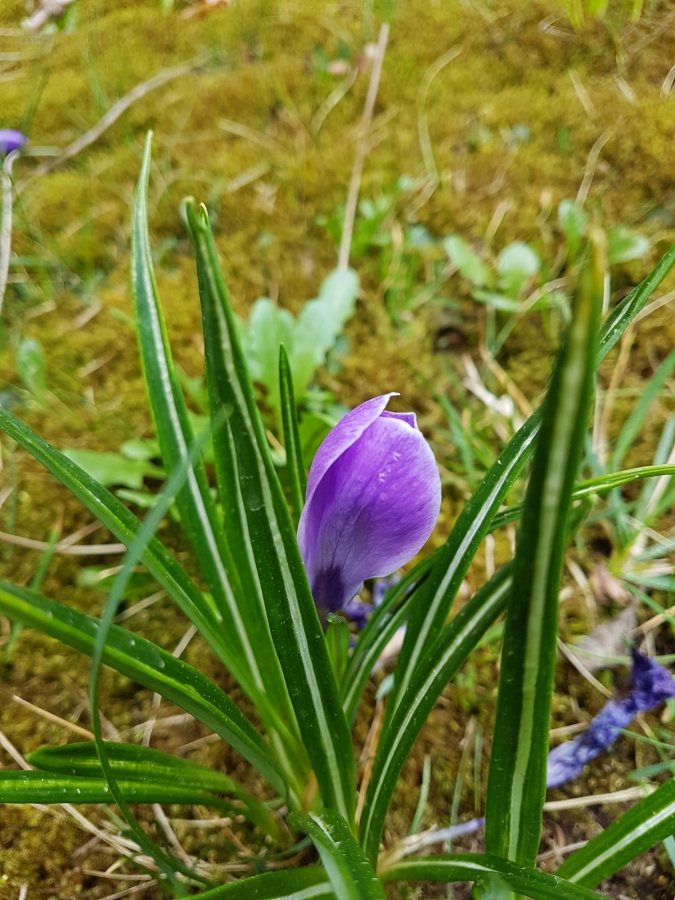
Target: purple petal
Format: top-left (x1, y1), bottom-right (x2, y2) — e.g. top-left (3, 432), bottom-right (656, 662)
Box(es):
top-left (302, 394), bottom-right (395, 515)
top-left (298, 398), bottom-right (441, 613)
top-left (547, 649), bottom-right (675, 789)
top-left (0, 129), bottom-right (27, 154)
top-left (546, 697), bottom-right (636, 788)
top-left (630, 647), bottom-right (675, 710)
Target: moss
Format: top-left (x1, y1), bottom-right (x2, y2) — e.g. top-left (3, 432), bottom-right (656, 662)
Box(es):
top-left (2, 0), bottom-right (675, 894)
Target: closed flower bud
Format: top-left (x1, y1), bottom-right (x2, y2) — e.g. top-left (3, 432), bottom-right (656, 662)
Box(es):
top-left (298, 394), bottom-right (441, 617)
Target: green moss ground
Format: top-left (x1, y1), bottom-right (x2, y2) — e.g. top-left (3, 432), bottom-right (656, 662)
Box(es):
top-left (1, 0), bottom-right (675, 895)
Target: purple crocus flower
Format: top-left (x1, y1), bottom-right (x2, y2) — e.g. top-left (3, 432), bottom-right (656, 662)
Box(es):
top-left (547, 648), bottom-right (675, 789)
top-left (298, 394), bottom-right (441, 617)
top-left (0, 130), bottom-right (27, 155)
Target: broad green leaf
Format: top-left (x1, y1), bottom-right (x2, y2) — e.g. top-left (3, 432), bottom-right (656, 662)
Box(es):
top-left (291, 810), bottom-right (385, 900)
top-left (359, 566), bottom-right (512, 862)
top-left (608, 225), bottom-right (650, 266)
top-left (384, 239), bottom-right (675, 730)
top-left (443, 235), bottom-right (491, 287)
top-left (485, 256), bottom-right (601, 867)
top-left (497, 242), bottom-right (540, 297)
top-left (0, 406), bottom-right (233, 671)
top-left (0, 770), bottom-right (239, 816)
top-left (132, 134), bottom-right (268, 710)
top-left (381, 854), bottom-right (602, 900)
top-left (557, 778), bottom-right (675, 887)
top-left (196, 867), bottom-right (333, 899)
top-left (0, 579), bottom-right (286, 796)
top-left (27, 742), bottom-right (281, 838)
top-left (62, 449), bottom-right (164, 489)
top-left (291, 268), bottom-right (359, 396)
top-left (279, 344), bottom-right (307, 528)
top-left (558, 200), bottom-right (587, 260)
top-left (186, 199), bottom-right (355, 824)
top-left (243, 297), bottom-right (295, 413)
top-left (299, 412), bottom-right (334, 470)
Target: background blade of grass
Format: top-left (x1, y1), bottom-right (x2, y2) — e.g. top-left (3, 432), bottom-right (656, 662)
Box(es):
top-left (484, 253), bottom-right (601, 867)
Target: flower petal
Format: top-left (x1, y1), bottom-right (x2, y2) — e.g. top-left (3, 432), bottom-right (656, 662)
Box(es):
top-left (300, 413), bottom-right (441, 611)
top-left (301, 394), bottom-right (396, 517)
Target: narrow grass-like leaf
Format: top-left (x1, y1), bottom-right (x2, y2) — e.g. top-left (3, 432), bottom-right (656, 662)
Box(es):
top-left (381, 854), bottom-right (602, 900)
top-left (340, 553), bottom-right (437, 726)
top-left (0, 406), bottom-right (232, 669)
top-left (612, 349), bottom-right (675, 470)
top-left (556, 778), bottom-right (675, 887)
top-left (279, 343), bottom-right (307, 528)
top-left (291, 811), bottom-right (386, 900)
top-left (384, 415), bottom-right (539, 726)
top-left (0, 770), bottom-right (242, 816)
top-left (27, 742), bottom-right (281, 838)
top-left (0, 580), bottom-right (286, 795)
top-left (186, 199), bottom-right (355, 824)
top-left (196, 867), bottom-right (333, 899)
top-left (132, 133), bottom-right (285, 719)
top-left (485, 257), bottom-right (601, 867)
top-left (490, 464), bottom-right (675, 531)
top-left (360, 565), bottom-right (512, 862)
top-left (384, 242), bottom-right (675, 725)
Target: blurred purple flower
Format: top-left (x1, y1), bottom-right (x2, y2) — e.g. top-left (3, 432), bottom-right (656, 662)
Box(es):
top-left (343, 574), bottom-right (401, 630)
top-left (547, 648), bottom-right (675, 789)
top-left (298, 394), bottom-right (441, 617)
top-left (0, 129), bottom-right (27, 155)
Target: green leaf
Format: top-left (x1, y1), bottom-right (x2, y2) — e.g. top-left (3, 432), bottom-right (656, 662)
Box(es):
top-left (443, 235), bottom-right (491, 287)
top-left (16, 337), bottom-right (47, 396)
top-left (558, 200), bottom-right (587, 260)
top-left (0, 406), bottom-right (233, 672)
top-left (27, 742), bottom-right (281, 839)
top-left (359, 565), bottom-right (512, 862)
top-left (196, 867), bottom-right (333, 899)
top-left (279, 344), bottom-right (307, 528)
top-left (291, 268), bottom-right (359, 397)
top-left (290, 810), bottom-right (385, 900)
top-left (0, 579), bottom-right (287, 796)
top-left (485, 254), bottom-right (601, 868)
top-left (381, 854), bottom-right (603, 900)
top-left (557, 778), bottom-right (675, 888)
top-left (132, 134), bottom-right (267, 709)
top-left (497, 242), bottom-right (540, 297)
top-left (340, 552), bottom-right (438, 726)
top-left (243, 297), bottom-right (295, 414)
top-left (62, 449), bottom-right (164, 489)
top-left (608, 225), bottom-right (650, 266)
top-left (384, 239), bottom-right (675, 730)
top-left (490, 464), bottom-right (675, 532)
top-left (0, 769), bottom-right (240, 815)
top-left (612, 348), bottom-right (675, 470)
top-left (186, 199), bottom-right (355, 824)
